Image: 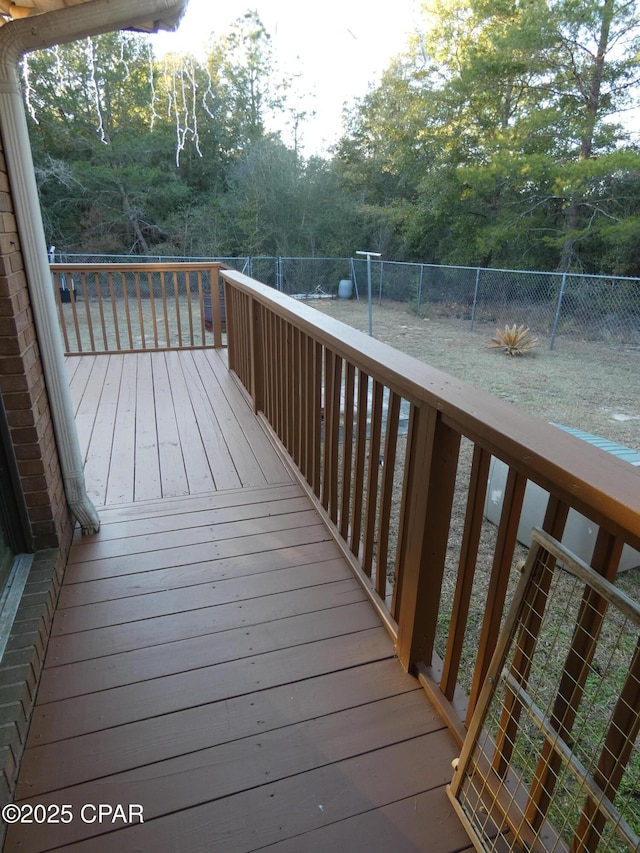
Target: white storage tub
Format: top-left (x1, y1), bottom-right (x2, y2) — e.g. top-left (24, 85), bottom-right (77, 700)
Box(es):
top-left (484, 424), bottom-right (640, 572)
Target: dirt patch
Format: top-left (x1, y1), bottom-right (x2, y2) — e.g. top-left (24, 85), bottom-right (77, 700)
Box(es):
top-left (310, 298), bottom-right (640, 452)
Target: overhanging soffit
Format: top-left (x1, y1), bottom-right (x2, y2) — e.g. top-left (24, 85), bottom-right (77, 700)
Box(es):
top-left (0, 0), bottom-right (187, 35)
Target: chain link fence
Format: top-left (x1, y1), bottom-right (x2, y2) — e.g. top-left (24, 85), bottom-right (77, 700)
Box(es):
top-left (57, 253), bottom-right (640, 349)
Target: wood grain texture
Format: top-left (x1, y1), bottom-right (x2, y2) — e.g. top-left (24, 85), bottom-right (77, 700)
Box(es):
top-left (65, 349), bottom-right (291, 506)
top-left (9, 476), bottom-right (464, 853)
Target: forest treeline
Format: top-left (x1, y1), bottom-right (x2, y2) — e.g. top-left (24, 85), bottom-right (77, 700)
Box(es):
top-left (25, 2), bottom-right (640, 276)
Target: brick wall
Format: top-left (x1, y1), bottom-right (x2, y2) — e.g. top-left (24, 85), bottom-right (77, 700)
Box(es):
top-left (0, 137), bottom-right (75, 818)
top-left (0, 549), bottom-right (65, 817)
top-left (0, 146), bottom-right (74, 553)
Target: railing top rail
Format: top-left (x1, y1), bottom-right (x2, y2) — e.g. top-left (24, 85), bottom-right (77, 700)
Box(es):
top-left (51, 262), bottom-right (229, 273)
top-left (222, 269), bottom-right (640, 548)
top-left (375, 259), bottom-right (640, 281)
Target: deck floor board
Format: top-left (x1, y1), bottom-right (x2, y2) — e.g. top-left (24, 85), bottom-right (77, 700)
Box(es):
top-left (66, 349), bottom-right (292, 507)
top-left (105, 353), bottom-right (137, 504)
top-left (5, 351), bottom-right (470, 853)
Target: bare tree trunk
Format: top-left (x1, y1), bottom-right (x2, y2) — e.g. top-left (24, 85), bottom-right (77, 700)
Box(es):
top-left (558, 0), bottom-right (614, 272)
top-left (117, 181), bottom-right (150, 254)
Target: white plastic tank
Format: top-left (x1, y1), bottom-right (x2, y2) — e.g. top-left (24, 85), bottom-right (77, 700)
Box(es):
top-left (484, 425), bottom-right (640, 571)
top-left (338, 279), bottom-right (353, 299)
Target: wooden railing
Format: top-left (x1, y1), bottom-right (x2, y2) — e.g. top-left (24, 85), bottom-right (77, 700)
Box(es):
top-left (221, 270), bottom-right (640, 742)
top-left (51, 262), bottom-right (227, 354)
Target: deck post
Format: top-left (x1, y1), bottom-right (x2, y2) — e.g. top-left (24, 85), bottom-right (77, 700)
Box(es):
top-left (395, 404), bottom-right (460, 673)
top-left (211, 265), bottom-right (224, 349)
top-left (224, 277), bottom-right (236, 373)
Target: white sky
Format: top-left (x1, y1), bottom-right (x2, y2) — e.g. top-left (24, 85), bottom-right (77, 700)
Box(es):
top-left (151, 0), bottom-right (421, 154)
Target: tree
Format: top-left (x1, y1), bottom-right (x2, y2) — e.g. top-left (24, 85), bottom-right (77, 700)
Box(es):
top-left (336, 0), bottom-right (640, 272)
top-left (212, 11), bottom-right (286, 148)
top-left (552, 0), bottom-right (640, 269)
top-left (24, 16), bottom-right (303, 256)
top-left (24, 32), bottom-right (187, 252)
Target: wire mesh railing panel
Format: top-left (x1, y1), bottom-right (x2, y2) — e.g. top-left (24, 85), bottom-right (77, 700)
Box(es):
top-left (449, 528), bottom-right (640, 853)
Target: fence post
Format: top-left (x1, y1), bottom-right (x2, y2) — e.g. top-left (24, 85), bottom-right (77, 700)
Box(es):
top-left (350, 257), bottom-right (359, 300)
top-left (550, 272), bottom-right (567, 350)
top-left (470, 267), bottom-right (481, 331)
top-left (211, 265), bottom-right (224, 349)
top-left (417, 264), bottom-right (425, 314)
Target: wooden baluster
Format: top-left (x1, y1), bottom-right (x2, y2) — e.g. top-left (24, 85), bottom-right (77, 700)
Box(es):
top-left (122, 271), bottom-right (134, 349)
top-left (272, 313), bottom-right (280, 430)
top-left (243, 292), bottom-right (250, 385)
top-left (265, 311), bottom-right (274, 425)
top-left (78, 271), bottom-right (95, 353)
top-left (321, 348), bottom-right (335, 512)
top-left (243, 293), bottom-right (250, 385)
top-left (466, 467), bottom-right (526, 724)
top-left (350, 369), bottom-right (369, 558)
top-left (525, 529), bottom-right (623, 833)
top-left (244, 293), bottom-right (249, 378)
top-left (376, 390), bottom-right (401, 600)
top-left (224, 279), bottom-right (235, 373)
top-left (107, 271), bottom-right (121, 351)
top-left (284, 318), bottom-right (294, 454)
top-left (440, 444), bottom-right (491, 700)
top-left (362, 380), bottom-right (384, 577)
top-left (328, 353), bottom-right (342, 523)
top-left (64, 271), bottom-right (82, 353)
top-left (391, 403), bottom-right (419, 622)
top-left (299, 330), bottom-right (309, 479)
top-left (133, 271), bottom-right (145, 350)
top-left (213, 272), bottom-right (224, 351)
top-left (278, 314), bottom-right (287, 446)
top-left (53, 276), bottom-right (70, 354)
top-left (184, 270), bottom-right (194, 346)
top-left (250, 298), bottom-right (264, 414)
top-left (571, 634), bottom-right (640, 852)
top-left (339, 362), bottom-right (356, 542)
top-left (197, 271), bottom-right (205, 345)
top-left (275, 315), bottom-right (284, 441)
top-left (149, 271), bottom-right (159, 349)
top-left (395, 406), bottom-right (460, 672)
top-left (292, 327), bottom-right (302, 468)
top-left (492, 495), bottom-right (570, 778)
top-left (94, 272), bottom-right (108, 351)
top-left (159, 270), bottom-right (170, 347)
top-left (236, 291), bottom-right (245, 383)
top-left (172, 270), bottom-right (182, 348)
top-left (447, 537), bottom-right (547, 805)
top-left (311, 340), bottom-right (322, 497)
top-left (267, 312), bottom-right (275, 434)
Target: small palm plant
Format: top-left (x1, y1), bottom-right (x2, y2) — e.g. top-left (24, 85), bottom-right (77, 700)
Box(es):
top-left (489, 323), bottom-right (538, 356)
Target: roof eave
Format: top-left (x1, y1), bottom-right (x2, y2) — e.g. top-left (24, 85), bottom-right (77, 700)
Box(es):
top-left (0, 0), bottom-right (188, 53)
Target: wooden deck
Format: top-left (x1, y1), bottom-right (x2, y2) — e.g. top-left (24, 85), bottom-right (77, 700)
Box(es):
top-left (5, 351), bottom-right (470, 852)
top-left (65, 349), bottom-right (292, 505)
